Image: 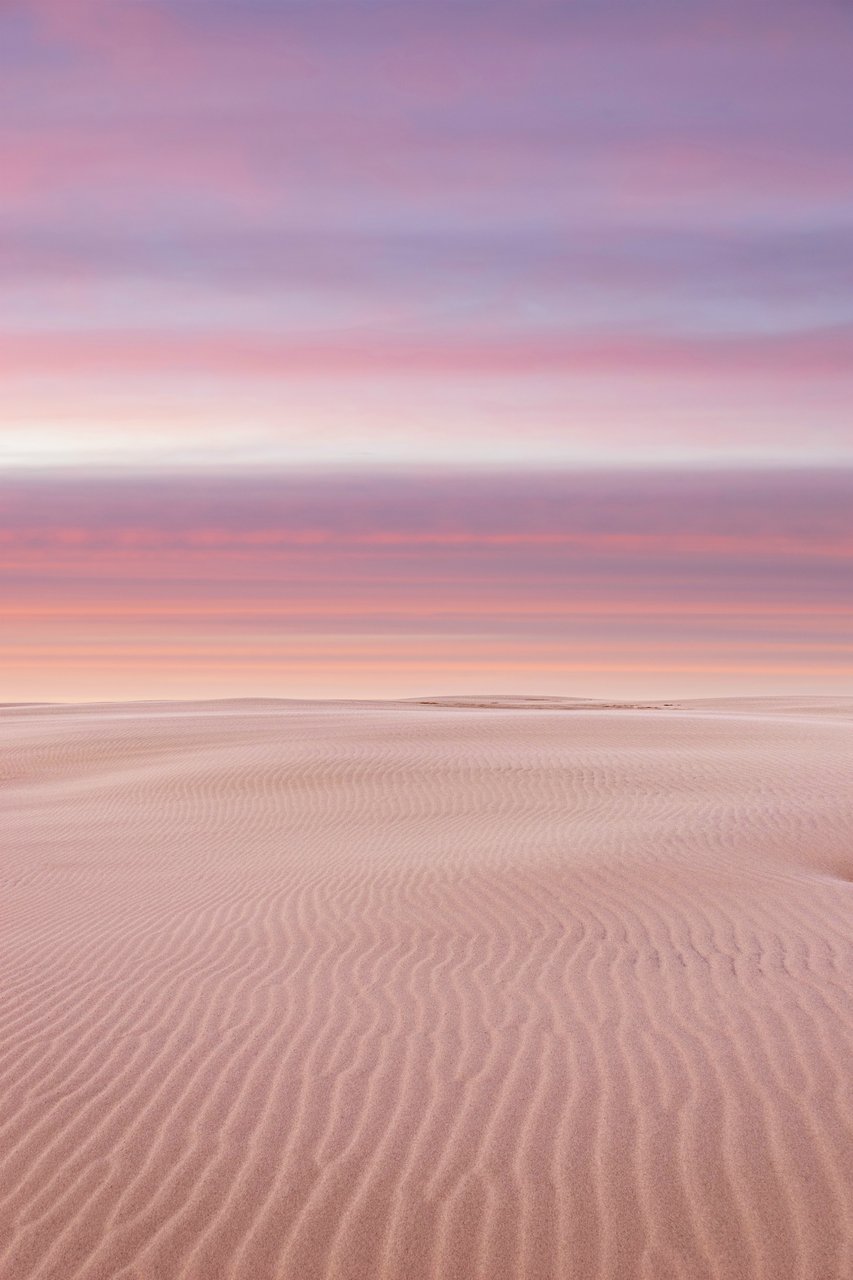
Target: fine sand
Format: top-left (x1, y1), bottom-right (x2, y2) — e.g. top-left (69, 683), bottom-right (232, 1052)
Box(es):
top-left (1, 698), bottom-right (851, 1280)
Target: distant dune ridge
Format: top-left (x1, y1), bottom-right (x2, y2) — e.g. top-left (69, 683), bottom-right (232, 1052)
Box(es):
top-left (1, 699), bottom-right (851, 1280)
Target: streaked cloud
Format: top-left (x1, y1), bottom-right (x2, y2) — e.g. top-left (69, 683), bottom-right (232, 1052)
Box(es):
top-left (2, 0), bottom-right (852, 469)
top-left (2, 470), bottom-right (850, 700)
top-left (3, 3), bottom-right (850, 698)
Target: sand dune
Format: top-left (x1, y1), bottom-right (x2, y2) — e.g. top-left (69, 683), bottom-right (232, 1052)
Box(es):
top-left (1, 699), bottom-right (851, 1280)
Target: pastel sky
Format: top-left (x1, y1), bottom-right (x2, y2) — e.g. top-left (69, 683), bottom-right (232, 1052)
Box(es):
top-left (2, 1), bottom-right (852, 698)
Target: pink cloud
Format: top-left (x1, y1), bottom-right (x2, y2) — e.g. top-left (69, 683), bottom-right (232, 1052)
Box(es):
top-left (2, 327), bottom-right (852, 381)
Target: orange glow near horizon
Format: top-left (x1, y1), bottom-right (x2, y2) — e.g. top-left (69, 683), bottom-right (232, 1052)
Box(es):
top-left (2, 470), bottom-right (851, 703)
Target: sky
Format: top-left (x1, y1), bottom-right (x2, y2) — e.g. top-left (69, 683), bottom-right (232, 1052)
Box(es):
top-left (2, 0), bottom-right (852, 699)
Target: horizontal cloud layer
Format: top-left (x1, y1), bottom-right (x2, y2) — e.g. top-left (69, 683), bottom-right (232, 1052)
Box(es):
top-left (3, 469), bottom-right (851, 700)
top-left (2, 0), bottom-right (852, 468)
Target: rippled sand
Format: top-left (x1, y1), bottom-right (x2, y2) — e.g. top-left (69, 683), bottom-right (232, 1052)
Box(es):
top-left (2, 697), bottom-right (852, 1279)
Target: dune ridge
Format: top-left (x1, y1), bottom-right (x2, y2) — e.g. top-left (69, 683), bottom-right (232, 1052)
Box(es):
top-left (1, 699), bottom-right (851, 1279)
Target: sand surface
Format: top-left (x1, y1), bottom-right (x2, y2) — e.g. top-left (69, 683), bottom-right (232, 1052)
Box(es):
top-left (1, 698), bottom-right (851, 1279)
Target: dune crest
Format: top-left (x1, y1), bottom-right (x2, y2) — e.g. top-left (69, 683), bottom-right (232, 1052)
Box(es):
top-left (1, 700), bottom-right (851, 1279)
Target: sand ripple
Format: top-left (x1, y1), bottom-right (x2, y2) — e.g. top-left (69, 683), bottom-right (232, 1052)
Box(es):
top-left (1, 699), bottom-right (851, 1279)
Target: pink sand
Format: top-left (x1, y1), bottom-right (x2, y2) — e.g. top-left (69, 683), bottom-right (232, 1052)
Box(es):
top-left (2, 698), bottom-right (851, 1279)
